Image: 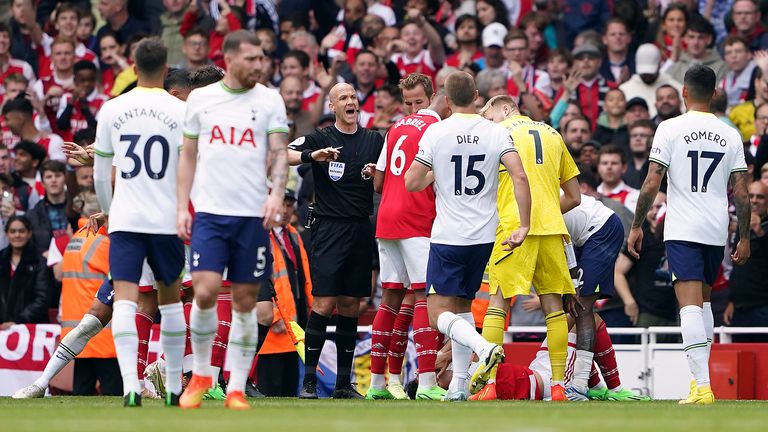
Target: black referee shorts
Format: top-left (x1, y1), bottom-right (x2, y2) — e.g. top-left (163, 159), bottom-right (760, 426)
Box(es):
top-left (310, 216), bottom-right (373, 298)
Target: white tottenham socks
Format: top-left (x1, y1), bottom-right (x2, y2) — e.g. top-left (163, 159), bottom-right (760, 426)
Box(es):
top-left (702, 302), bottom-right (714, 356)
top-left (189, 300), bottom-right (218, 377)
top-left (680, 305), bottom-right (710, 387)
top-left (159, 302), bottom-right (186, 395)
top-left (225, 309), bottom-right (258, 394)
top-left (113, 300), bottom-right (141, 395)
top-left (35, 314), bottom-right (102, 389)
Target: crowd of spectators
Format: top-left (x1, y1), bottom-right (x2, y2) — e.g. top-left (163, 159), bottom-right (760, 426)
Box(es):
top-left (0, 0), bottom-right (767, 340)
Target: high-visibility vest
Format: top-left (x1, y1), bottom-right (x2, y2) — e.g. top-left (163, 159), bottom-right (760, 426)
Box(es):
top-left (60, 223), bottom-right (114, 358)
top-left (472, 283), bottom-right (491, 329)
top-left (259, 225), bottom-right (313, 355)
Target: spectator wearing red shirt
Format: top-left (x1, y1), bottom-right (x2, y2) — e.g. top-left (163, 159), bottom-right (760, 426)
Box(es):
top-left (33, 37), bottom-right (75, 130)
top-left (502, 30), bottom-right (551, 120)
top-left (353, 50), bottom-right (378, 128)
top-left (596, 145), bottom-right (639, 214)
top-left (320, 0), bottom-right (365, 67)
top-left (728, 0), bottom-right (768, 52)
top-left (38, 4), bottom-right (98, 79)
top-left (97, 31), bottom-right (128, 95)
top-left (9, 0), bottom-right (45, 75)
top-left (8, 140), bottom-right (45, 212)
top-left (56, 61), bottom-right (107, 142)
top-left (519, 11), bottom-right (550, 69)
top-left (26, 160), bottom-right (70, 258)
top-left (445, 15), bottom-right (483, 69)
top-left (180, 0), bottom-right (242, 69)
top-left (388, 10), bottom-right (444, 83)
top-left (0, 22), bottom-right (36, 96)
top-left (281, 50), bottom-right (321, 111)
top-left (2, 97), bottom-right (65, 162)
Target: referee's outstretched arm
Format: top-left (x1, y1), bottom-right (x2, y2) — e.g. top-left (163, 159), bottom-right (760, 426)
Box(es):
top-left (287, 147), bottom-right (340, 166)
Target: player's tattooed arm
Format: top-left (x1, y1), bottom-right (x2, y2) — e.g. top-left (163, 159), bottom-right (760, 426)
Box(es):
top-left (730, 170), bottom-right (752, 241)
top-left (631, 161), bottom-right (667, 228)
top-left (268, 132), bottom-right (289, 195)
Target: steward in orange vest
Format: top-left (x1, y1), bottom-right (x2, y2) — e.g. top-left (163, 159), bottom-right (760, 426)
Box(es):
top-left (256, 191), bottom-right (313, 397)
top-left (59, 220), bottom-right (122, 395)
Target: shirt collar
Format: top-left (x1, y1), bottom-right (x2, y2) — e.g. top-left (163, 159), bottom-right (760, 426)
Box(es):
top-left (416, 108), bottom-right (441, 121)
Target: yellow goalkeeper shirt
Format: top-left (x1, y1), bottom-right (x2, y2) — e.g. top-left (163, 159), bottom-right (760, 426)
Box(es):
top-left (495, 115), bottom-right (579, 240)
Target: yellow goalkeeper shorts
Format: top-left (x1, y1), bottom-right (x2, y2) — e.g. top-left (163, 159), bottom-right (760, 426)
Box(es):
top-left (488, 234), bottom-right (574, 298)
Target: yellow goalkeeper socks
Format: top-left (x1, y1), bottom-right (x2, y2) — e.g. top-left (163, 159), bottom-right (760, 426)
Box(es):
top-left (482, 307), bottom-right (507, 345)
top-left (545, 311), bottom-right (568, 383)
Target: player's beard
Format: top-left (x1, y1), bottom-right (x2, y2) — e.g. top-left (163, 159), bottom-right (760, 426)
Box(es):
top-left (237, 68), bottom-right (260, 89)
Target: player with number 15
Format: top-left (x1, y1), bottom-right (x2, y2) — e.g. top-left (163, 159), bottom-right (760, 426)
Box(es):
top-left (405, 71), bottom-right (532, 401)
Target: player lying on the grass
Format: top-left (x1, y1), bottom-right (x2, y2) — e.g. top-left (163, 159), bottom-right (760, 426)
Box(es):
top-left (406, 315), bottom-right (650, 401)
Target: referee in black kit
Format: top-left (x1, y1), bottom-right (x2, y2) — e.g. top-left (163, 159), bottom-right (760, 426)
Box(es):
top-left (288, 82), bottom-right (383, 399)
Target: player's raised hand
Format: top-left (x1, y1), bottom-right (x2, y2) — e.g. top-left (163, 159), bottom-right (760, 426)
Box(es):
top-left (311, 147), bottom-right (341, 162)
top-left (80, 212), bottom-right (107, 237)
top-left (731, 239), bottom-right (751, 265)
top-left (177, 210), bottom-right (193, 242)
top-left (754, 50), bottom-right (768, 73)
top-left (62, 141), bottom-right (93, 167)
top-left (262, 193), bottom-right (283, 230)
top-left (502, 226), bottom-right (529, 251)
top-left (627, 226), bottom-right (643, 259)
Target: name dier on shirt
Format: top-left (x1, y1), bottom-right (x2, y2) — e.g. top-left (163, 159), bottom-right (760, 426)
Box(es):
top-left (112, 108), bottom-right (179, 131)
top-left (457, 135), bottom-right (479, 145)
top-left (683, 130), bottom-right (727, 147)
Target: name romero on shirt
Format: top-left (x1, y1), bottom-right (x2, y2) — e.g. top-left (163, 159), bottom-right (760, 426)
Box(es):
top-left (683, 130), bottom-right (727, 147)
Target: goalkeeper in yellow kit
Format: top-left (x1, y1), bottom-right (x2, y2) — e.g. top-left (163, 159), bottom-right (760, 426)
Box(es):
top-left (478, 95), bottom-right (581, 401)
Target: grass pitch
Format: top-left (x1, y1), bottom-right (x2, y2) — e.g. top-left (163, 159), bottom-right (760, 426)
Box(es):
top-left (1, 397), bottom-right (767, 432)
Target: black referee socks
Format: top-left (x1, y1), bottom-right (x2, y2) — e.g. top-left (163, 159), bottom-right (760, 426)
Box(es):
top-left (335, 315), bottom-right (358, 388)
top-left (303, 311), bottom-right (330, 385)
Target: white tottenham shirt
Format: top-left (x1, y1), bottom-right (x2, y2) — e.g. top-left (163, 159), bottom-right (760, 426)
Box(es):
top-left (649, 111), bottom-right (747, 246)
top-left (183, 81), bottom-right (289, 217)
top-left (414, 113), bottom-right (516, 246)
top-left (94, 87), bottom-right (185, 234)
top-left (563, 194), bottom-right (615, 247)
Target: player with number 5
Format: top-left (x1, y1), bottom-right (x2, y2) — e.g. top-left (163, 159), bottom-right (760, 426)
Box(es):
top-left (404, 72), bottom-right (531, 401)
top-left (94, 39), bottom-right (188, 407)
top-left (628, 65), bottom-right (751, 405)
top-left (175, 31), bottom-right (290, 410)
